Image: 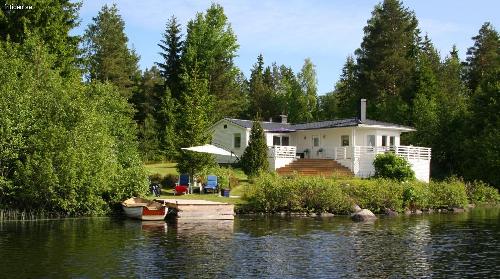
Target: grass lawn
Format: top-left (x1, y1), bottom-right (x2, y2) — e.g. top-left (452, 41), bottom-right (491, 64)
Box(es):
top-left (145, 162), bottom-right (178, 176)
top-left (145, 161), bottom-right (249, 205)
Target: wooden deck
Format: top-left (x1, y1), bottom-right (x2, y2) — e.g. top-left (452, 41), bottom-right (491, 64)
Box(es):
top-left (156, 199), bottom-right (235, 220)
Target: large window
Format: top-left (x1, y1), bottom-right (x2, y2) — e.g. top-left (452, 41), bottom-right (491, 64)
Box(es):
top-left (234, 133), bottom-right (241, 148)
top-left (341, 135), bottom-right (349, 147)
top-left (382, 135), bottom-right (388, 146)
top-left (273, 136), bottom-right (281, 146)
top-left (282, 136), bottom-right (290, 146)
top-left (367, 135), bottom-right (375, 146)
top-left (390, 136), bottom-right (395, 146)
top-left (313, 136), bottom-right (320, 147)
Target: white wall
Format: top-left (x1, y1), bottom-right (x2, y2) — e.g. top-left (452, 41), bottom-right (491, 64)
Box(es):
top-left (354, 128), bottom-right (401, 146)
top-left (211, 120), bottom-right (248, 163)
top-left (268, 157), bottom-right (296, 170)
top-left (408, 159), bottom-right (430, 182)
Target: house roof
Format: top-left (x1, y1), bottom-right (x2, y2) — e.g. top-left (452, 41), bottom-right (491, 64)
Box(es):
top-left (223, 117), bottom-right (415, 132)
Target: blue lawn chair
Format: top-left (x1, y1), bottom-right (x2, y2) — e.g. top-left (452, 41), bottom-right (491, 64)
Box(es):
top-left (174, 174), bottom-right (190, 195)
top-left (204, 175), bottom-right (218, 193)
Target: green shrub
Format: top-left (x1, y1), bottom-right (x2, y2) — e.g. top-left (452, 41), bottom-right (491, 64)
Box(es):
top-left (373, 153), bottom-right (415, 181)
top-left (428, 178), bottom-right (468, 208)
top-left (342, 179), bottom-right (405, 213)
top-left (467, 181), bottom-right (500, 205)
top-left (244, 174), bottom-right (351, 214)
top-left (162, 174), bottom-right (178, 188)
top-left (402, 181), bottom-right (431, 209)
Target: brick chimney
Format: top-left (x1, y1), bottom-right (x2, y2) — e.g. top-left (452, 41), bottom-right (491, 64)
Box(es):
top-left (360, 99), bottom-right (366, 122)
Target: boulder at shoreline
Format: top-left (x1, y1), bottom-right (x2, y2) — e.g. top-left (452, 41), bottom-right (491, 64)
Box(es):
top-left (351, 209), bottom-right (377, 221)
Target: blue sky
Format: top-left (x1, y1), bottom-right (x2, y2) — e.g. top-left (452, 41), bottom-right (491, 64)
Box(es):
top-left (73, 0), bottom-right (499, 94)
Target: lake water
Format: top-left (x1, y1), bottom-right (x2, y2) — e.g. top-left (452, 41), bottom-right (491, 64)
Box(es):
top-left (0, 208), bottom-right (499, 278)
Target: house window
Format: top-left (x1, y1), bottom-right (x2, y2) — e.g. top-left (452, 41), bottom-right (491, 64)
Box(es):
top-left (367, 135), bottom-right (375, 146)
top-left (234, 133), bottom-right (241, 148)
top-left (282, 136), bottom-right (290, 146)
top-left (273, 136), bottom-right (281, 146)
top-left (313, 136), bottom-right (320, 147)
top-left (223, 124), bottom-right (227, 129)
top-left (390, 136), bottom-right (395, 146)
top-left (382, 135), bottom-right (388, 146)
top-left (341, 135), bottom-right (349, 147)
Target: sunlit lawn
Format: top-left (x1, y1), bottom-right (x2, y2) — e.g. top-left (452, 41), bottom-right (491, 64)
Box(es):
top-left (145, 162), bottom-right (178, 176)
top-left (145, 161), bottom-right (249, 205)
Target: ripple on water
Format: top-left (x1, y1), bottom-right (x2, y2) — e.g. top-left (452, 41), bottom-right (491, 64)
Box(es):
top-left (0, 208), bottom-right (499, 278)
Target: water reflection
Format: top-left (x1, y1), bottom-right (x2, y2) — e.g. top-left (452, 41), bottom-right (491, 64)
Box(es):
top-left (0, 208), bottom-right (498, 278)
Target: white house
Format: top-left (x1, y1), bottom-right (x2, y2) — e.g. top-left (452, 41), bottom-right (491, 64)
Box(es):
top-left (210, 99), bottom-right (431, 182)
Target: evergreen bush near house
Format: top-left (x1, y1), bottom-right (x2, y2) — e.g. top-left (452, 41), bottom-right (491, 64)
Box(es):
top-left (373, 153), bottom-right (416, 181)
top-left (241, 121), bottom-right (269, 177)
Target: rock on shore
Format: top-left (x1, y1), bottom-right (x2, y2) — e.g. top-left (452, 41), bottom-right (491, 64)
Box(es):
top-left (351, 209), bottom-right (377, 221)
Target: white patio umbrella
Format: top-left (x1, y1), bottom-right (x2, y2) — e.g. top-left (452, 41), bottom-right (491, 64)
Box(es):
top-left (181, 144), bottom-right (233, 156)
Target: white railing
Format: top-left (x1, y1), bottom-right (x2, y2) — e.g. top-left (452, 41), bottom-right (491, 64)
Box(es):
top-left (333, 145), bottom-right (431, 161)
top-left (331, 147), bottom-right (351, 160)
top-left (268, 145), bottom-right (297, 158)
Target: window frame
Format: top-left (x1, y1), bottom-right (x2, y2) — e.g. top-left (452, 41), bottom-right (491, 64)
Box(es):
top-left (234, 133), bottom-right (241, 148)
top-left (341, 135), bottom-right (349, 147)
top-left (273, 136), bottom-right (281, 146)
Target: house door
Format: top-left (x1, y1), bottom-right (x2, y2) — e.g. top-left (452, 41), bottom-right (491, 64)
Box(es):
top-left (311, 135), bottom-right (320, 158)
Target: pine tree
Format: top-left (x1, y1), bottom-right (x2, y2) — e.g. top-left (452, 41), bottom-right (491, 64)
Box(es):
top-left (131, 66), bottom-right (164, 124)
top-left (317, 91), bottom-right (338, 120)
top-left (156, 16), bottom-right (183, 100)
top-left (462, 23), bottom-right (500, 186)
top-left (82, 4), bottom-right (140, 99)
top-left (248, 54), bottom-right (270, 118)
top-left (432, 46), bottom-right (469, 177)
top-left (139, 114), bottom-right (160, 161)
top-left (241, 121), bottom-right (269, 176)
top-left (158, 87), bottom-right (178, 161)
top-left (354, 0), bottom-right (420, 123)
top-left (282, 67), bottom-right (306, 123)
top-left (334, 56), bottom-right (359, 118)
top-left (464, 22), bottom-right (500, 92)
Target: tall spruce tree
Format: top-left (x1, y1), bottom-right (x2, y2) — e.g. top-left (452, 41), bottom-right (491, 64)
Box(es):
top-left (354, 0), bottom-right (419, 123)
top-left (241, 120), bottom-right (269, 176)
top-left (432, 46), bottom-right (469, 177)
top-left (82, 4), bottom-right (140, 99)
top-left (156, 16), bottom-right (183, 99)
top-left (158, 87), bottom-right (178, 161)
top-left (463, 23), bottom-right (500, 187)
top-left (333, 56), bottom-right (359, 118)
top-left (464, 22), bottom-right (500, 92)
top-left (248, 54), bottom-right (267, 118)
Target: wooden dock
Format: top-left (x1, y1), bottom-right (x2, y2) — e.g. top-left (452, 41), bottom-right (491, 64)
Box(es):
top-left (156, 199), bottom-right (235, 220)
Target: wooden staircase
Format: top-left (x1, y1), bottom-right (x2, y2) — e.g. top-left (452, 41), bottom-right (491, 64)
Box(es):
top-left (276, 159), bottom-right (353, 177)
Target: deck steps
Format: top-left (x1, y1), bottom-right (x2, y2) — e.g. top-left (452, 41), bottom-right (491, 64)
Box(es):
top-left (276, 159), bottom-right (353, 177)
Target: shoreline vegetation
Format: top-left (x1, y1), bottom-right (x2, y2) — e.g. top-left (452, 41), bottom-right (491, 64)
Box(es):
top-left (3, 164), bottom-right (498, 221)
top-left (239, 173), bottom-right (499, 215)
